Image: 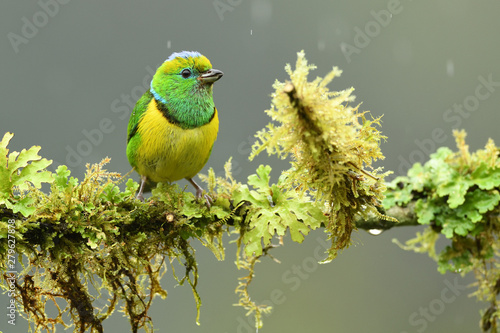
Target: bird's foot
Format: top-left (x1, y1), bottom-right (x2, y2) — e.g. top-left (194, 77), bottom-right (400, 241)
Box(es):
top-left (203, 193), bottom-right (213, 208)
top-left (135, 175), bottom-right (147, 202)
top-left (196, 186), bottom-right (213, 208)
top-left (188, 178), bottom-right (213, 208)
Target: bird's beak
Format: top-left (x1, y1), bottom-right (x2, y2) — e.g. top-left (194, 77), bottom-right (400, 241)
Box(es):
top-left (199, 69), bottom-right (223, 84)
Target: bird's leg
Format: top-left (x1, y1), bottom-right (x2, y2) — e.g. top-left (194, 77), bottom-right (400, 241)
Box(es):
top-left (188, 178), bottom-right (213, 207)
top-left (136, 175), bottom-right (147, 201)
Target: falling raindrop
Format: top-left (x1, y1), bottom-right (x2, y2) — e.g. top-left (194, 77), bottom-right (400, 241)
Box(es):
top-left (317, 39), bottom-right (326, 51)
top-left (167, 40), bottom-right (171, 49)
top-left (446, 59), bottom-right (454, 77)
top-left (368, 229), bottom-right (383, 236)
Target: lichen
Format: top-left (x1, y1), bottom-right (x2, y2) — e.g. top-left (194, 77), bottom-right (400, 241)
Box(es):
top-left (387, 130), bottom-right (500, 331)
top-left (250, 50), bottom-right (393, 262)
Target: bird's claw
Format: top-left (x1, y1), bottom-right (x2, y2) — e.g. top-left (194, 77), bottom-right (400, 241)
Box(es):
top-left (189, 178), bottom-right (212, 208)
top-left (203, 194), bottom-right (213, 208)
top-left (196, 188), bottom-right (213, 208)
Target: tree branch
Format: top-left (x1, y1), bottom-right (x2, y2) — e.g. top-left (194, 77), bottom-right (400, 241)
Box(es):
top-left (355, 201), bottom-right (418, 231)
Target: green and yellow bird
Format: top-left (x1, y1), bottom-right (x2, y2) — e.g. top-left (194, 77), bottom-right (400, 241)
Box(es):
top-left (126, 51), bottom-right (223, 204)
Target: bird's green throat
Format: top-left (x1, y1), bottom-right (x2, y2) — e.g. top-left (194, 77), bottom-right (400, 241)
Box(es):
top-left (150, 79), bottom-right (216, 129)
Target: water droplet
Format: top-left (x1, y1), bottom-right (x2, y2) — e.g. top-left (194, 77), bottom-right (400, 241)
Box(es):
top-left (317, 40), bottom-right (326, 51)
top-left (250, 29), bottom-right (253, 35)
top-left (446, 59), bottom-right (454, 77)
top-left (167, 40), bottom-right (171, 49)
top-left (368, 229), bottom-right (383, 236)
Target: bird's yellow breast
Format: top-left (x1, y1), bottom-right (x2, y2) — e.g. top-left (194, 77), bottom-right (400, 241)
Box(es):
top-left (134, 99), bottom-right (219, 182)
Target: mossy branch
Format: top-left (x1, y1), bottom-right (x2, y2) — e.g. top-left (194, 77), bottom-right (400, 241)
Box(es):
top-left (354, 202), bottom-right (418, 230)
top-left (1, 51), bottom-right (499, 332)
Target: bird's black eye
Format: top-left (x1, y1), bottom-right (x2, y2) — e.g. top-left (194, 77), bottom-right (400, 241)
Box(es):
top-left (181, 69), bottom-right (191, 78)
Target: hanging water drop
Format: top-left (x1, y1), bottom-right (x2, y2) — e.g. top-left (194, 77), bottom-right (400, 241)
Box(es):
top-left (368, 229), bottom-right (383, 236)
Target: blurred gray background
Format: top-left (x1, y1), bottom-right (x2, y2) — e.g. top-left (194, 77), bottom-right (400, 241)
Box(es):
top-left (2, 0), bottom-right (500, 332)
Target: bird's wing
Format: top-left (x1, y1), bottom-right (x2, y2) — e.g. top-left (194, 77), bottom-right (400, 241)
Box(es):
top-left (127, 91), bottom-right (154, 143)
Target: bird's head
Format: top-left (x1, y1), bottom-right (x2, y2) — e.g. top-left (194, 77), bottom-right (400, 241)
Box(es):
top-left (150, 51), bottom-right (223, 107)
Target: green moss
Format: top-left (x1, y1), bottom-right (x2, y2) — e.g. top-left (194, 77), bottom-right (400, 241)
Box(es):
top-left (387, 130), bottom-right (500, 330)
top-left (0, 149), bottom-right (234, 332)
top-left (250, 51), bottom-right (393, 262)
top-left (0, 51), bottom-right (396, 332)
